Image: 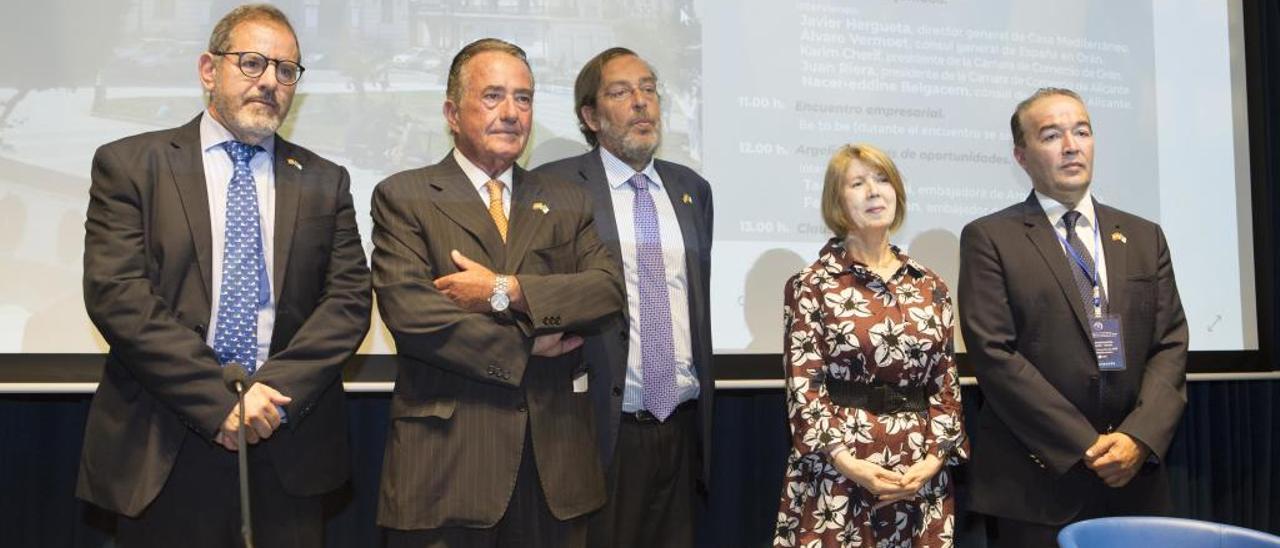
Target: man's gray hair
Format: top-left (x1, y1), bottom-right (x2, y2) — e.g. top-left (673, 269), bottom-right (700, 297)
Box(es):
top-left (208, 4), bottom-right (299, 57)
top-left (446, 38), bottom-right (532, 105)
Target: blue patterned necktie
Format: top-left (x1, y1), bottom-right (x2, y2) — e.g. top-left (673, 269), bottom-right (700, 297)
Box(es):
top-left (213, 140), bottom-right (269, 373)
top-left (629, 174), bottom-right (679, 421)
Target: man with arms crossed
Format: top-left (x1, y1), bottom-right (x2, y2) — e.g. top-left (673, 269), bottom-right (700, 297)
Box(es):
top-left (372, 38), bottom-right (623, 548)
top-left (535, 47), bottom-right (714, 548)
top-left (959, 87), bottom-right (1188, 546)
top-left (79, 5), bottom-right (372, 546)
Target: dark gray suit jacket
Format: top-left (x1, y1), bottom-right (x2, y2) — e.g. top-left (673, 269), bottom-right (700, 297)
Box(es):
top-left (372, 153), bottom-right (624, 530)
top-left (959, 193), bottom-right (1188, 525)
top-left (78, 114), bottom-right (372, 517)
top-left (534, 149), bottom-right (714, 485)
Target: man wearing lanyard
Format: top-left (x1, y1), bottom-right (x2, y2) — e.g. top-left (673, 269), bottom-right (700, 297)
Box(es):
top-left (958, 87), bottom-right (1189, 547)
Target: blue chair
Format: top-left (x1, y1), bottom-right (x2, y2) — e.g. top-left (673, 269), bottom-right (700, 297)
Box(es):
top-left (1058, 516), bottom-right (1280, 548)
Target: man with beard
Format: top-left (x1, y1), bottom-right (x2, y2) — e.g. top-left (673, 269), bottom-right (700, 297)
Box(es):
top-left (372, 39), bottom-right (622, 547)
top-left (535, 48), bottom-right (715, 548)
top-left (78, 5), bottom-right (371, 547)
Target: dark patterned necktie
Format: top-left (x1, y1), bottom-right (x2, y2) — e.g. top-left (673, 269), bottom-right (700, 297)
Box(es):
top-left (213, 140), bottom-right (268, 373)
top-left (630, 174), bottom-right (678, 421)
top-left (1061, 210), bottom-right (1107, 315)
top-left (1063, 210), bottom-right (1122, 426)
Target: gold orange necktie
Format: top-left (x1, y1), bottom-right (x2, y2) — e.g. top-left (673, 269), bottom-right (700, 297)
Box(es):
top-left (486, 179), bottom-right (508, 242)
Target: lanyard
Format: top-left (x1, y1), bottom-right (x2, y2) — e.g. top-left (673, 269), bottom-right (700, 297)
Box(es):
top-left (1055, 216), bottom-right (1104, 317)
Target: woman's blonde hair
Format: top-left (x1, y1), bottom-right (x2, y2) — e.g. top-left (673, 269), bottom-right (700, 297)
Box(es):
top-left (821, 143), bottom-right (907, 237)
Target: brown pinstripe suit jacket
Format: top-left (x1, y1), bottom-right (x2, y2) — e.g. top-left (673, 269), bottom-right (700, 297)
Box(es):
top-left (372, 152), bottom-right (624, 530)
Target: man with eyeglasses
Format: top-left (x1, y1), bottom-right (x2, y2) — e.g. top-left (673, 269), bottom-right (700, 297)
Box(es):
top-left (77, 4), bottom-right (371, 547)
top-left (372, 38), bottom-right (622, 547)
top-left (534, 48), bottom-right (715, 548)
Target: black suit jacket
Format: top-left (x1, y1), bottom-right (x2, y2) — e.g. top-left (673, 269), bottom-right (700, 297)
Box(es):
top-left (78, 115), bottom-right (372, 517)
top-left (533, 149), bottom-right (715, 484)
top-left (958, 193), bottom-right (1188, 525)
top-left (372, 153), bottom-right (624, 530)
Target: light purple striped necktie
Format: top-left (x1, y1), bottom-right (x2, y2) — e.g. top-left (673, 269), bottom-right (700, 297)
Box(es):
top-left (629, 173), bottom-right (679, 421)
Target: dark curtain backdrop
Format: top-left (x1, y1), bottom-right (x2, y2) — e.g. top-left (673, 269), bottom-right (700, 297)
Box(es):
top-left (3, 1), bottom-right (1280, 546)
top-left (1, 384), bottom-right (1278, 547)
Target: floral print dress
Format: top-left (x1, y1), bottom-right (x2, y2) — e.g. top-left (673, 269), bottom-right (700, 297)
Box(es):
top-left (774, 240), bottom-right (968, 548)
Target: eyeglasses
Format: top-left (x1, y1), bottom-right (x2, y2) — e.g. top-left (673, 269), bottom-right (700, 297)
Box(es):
top-left (211, 51), bottom-right (305, 85)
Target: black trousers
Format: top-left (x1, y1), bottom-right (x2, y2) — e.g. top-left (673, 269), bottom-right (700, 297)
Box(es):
top-left (587, 401), bottom-right (700, 548)
top-left (987, 463), bottom-right (1172, 548)
top-left (115, 433), bottom-right (323, 548)
top-left (386, 431), bottom-right (587, 548)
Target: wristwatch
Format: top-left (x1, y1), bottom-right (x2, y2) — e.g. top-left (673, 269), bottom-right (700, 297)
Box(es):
top-left (490, 275), bottom-right (511, 312)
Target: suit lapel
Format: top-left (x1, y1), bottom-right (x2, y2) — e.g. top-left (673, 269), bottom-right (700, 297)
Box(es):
top-left (271, 138), bottom-right (301, 303)
top-left (505, 167), bottom-right (545, 273)
top-left (655, 161), bottom-right (703, 296)
top-left (1097, 201), bottom-right (1129, 317)
top-left (655, 161), bottom-right (709, 371)
top-left (1021, 194), bottom-right (1091, 338)
top-left (581, 151), bottom-right (624, 275)
top-left (428, 153), bottom-right (507, 268)
top-left (167, 116), bottom-right (214, 304)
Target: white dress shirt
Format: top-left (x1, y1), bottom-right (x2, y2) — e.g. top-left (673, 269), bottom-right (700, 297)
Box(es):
top-left (454, 148), bottom-right (513, 218)
top-left (200, 111), bottom-right (277, 370)
top-left (600, 147), bottom-right (699, 413)
top-left (1036, 189), bottom-right (1110, 304)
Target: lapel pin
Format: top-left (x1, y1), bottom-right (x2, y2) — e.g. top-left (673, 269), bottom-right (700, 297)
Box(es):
top-left (532, 202), bottom-right (549, 214)
top-left (1111, 231), bottom-right (1127, 244)
top-left (682, 193), bottom-right (693, 204)
top-left (286, 158), bottom-right (303, 171)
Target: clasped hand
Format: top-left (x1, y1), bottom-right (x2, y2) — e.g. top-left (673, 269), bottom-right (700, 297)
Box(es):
top-left (216, 382), bottom-right (291, 451)
top-left (1084, 432), bottom-right (1149, 487)
top-left (834, 452), bottom-right (944, 510)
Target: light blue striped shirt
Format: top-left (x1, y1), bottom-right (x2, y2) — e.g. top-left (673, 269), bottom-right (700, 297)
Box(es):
top-left (600, 147), bottom-right (699, 414)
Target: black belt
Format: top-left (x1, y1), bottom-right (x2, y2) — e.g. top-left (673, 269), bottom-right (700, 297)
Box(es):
top-left (826, 380), bottom-right (927, 414)
top-left (622, 400), bottom-right (697, 424)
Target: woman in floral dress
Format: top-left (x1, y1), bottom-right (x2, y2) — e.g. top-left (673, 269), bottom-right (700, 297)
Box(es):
top-left (774, 144), bottom-right (968, 548)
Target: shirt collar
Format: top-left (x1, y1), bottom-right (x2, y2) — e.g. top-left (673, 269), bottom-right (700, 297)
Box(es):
top-left (200, 109), bottom-right (275, 158)
top-left (453, 148), bottom-right (514, 192)
top-left (1036, 188), bottom-right (1096, 231)
top-left (599, 146), bottom-right (661, 191)
top-left (818, 238), bottom-right (926, 281)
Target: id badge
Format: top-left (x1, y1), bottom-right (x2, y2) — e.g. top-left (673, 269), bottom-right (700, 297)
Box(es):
top-left (1090, 314), bottom-right (1127, 371)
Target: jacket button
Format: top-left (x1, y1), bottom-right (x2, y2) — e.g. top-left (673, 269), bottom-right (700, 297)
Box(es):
top-left (612, 386), bottom-right (623, 396)
top-left (618, 330), bottom-right (627, 340)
